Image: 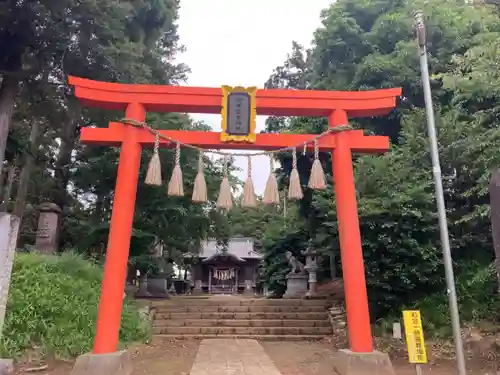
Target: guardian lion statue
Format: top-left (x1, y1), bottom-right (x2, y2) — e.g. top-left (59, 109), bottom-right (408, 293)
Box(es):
top-left (285, 251), bottom-right (306, 275)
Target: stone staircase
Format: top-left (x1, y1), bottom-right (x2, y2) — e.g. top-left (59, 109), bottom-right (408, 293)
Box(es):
top-left (151, 297), bottom-right (332, 341)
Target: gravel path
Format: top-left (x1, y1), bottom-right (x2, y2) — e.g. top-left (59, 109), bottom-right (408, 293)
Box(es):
top-left (262, 341), bottom-right (498, 375)
top-left (15, 341), bottom-right (200, 375)
top-left (15, 340), bottom-right (498, 375)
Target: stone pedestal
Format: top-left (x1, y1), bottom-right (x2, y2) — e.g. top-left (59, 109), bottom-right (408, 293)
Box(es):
top-left (35, 203), bottom-right (61, 254)
top-left (283, 273), bottom-right (308, 298)
top-left (70, 351), bottom-right (132, 375)
top-left (333, 349), bottom-right (396, 375)
top-left (147, 276), bottom-right (169, 298)
top-left (0, 358), bottom-right (13, 375)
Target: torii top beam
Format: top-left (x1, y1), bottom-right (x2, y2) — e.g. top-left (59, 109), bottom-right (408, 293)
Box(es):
top-left (69, 76), bottom-right (402, 153)
top-left (69, 76), bottom-right (401, 117)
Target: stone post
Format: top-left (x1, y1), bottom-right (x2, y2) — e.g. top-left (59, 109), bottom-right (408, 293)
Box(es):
top-left (243, 280), bottom-right (253, 296)
top-left (35, 202), bottom-right (61, 254)
top-left (302, 240), bottom-right (319, 298)
top-left (193, 280), bottom-right (203, 295)
top-left (135, 273), bottom-right (151, 298)
top-left (168, 282), bottom-right (177, 295)
top-left (0, 213), bottom-right (20, 375)
top-left (208, 268), bottom-right (212, 293)
top-left (263, 285), bottom-right (270, 297)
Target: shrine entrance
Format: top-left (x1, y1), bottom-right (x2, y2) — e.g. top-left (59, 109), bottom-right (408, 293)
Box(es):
top-left (205, 253), bottom-right (241, 294)
top-left (68, 76), bottom-right (401, 363)
top-left (210, 267), bottom-right (237, 294)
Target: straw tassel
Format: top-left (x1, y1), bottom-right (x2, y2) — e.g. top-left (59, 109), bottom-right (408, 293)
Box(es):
top-left (263, 156), bottom-right (280, 205)
top-left (216, 157), bottom-right (233, 210)
top-left (308, 140), bottom-right (327, 190)
top-left (192, 152), bottom-right (207, 203)
top-left (168, 142), bottom-right (184, 196)
top-left (242, 155), bottom-right (257, 207)
top-left (288, 148), bottom-right (303, 200)
top-left (145, 134), bottom-right (162, 186)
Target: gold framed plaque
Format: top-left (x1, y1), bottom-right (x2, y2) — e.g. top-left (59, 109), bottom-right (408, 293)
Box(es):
top-left (220, 85), bottom-right (257, 143)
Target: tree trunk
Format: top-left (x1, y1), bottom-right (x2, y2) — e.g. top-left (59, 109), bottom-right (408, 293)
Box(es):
top-left (0, 168), bottom-right (5, 200)
top-left (488, 169), bottom-right (500, 293)
top-left (0, 75), bottom-right (20, 180)
top-left (0, 163), bottom-right (17, 212)
top-left (330, 251), bottom-right (337, 279)
top-left (13, 119), bottom-right (41, 219)
top-left (51, 100), bottom-right (81, 209)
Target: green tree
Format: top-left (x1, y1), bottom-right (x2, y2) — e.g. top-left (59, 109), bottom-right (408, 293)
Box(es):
top-left (260, 0), bottom-right (500, 319)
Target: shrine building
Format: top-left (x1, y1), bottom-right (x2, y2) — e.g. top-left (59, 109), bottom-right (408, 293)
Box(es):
top-left (186, 237), bottom-right (261, 294)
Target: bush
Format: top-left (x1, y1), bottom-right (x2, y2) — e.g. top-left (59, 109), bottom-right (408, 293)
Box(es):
top-left (376, 262), bottom-right (500, 338)
top-left (415, 263), bottom-right (500, 337)
top-left (0, 253), bottom-right (148, 359)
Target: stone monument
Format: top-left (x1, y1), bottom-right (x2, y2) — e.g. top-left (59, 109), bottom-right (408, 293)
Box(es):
top-left (302, 240), bottom-right (319, 298)
top-left (35, 202), bottom-right (61, 254)
top-left (283, 251), bottom-right (308, 299)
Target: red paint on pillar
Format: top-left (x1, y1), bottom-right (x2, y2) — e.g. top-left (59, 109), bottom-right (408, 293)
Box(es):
top-left (330, 110), bottom-right (374, 353)
top-left (93, 102), bottom-right (145, 354)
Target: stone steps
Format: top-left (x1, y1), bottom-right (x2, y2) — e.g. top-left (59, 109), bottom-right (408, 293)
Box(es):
top-left (155, 312), bottom-right (328, 320)
top-left (153, 334), bottom-right (325, 342)
top-left (150, 297), bottom-right (332, 340)
top-left (154, 319), bottom-right (330, 327)
top-left (151, 298), bottom-right (329, 307)
top-left (154, 305), bottom-right (327, 313)
top-left (152, 326), bottom-right (332, 335)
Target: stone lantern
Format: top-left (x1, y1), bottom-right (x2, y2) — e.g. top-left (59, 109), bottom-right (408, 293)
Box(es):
top-left (301, 239), bottom-right (319, 298)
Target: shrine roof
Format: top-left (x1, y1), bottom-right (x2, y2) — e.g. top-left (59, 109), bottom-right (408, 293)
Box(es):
top-left (202, 252), bottom-right (246, 263)
top-left (186, 237), bottom-right (262, 260)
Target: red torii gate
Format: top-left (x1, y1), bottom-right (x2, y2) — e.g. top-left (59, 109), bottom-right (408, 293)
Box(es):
top-left (69, 76), bottom-right (401, 355)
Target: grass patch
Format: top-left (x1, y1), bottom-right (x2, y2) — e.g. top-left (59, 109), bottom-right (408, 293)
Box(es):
top-left (0, 252), bottom-right (148, 359)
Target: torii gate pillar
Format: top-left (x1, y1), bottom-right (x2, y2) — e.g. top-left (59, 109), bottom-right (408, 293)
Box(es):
top-left (93, 103), bottom-right (145, 354)
top-left (330, 109), bottom-right (372, 352)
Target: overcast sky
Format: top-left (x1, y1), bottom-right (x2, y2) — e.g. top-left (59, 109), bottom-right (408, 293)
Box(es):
top-left (177, 0), bottom-right (333, 193)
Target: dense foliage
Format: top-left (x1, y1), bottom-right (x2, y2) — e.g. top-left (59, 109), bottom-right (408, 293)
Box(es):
top-left (0, 253), bottom-right (147, 358)
top-left (0, 0), bottom-right (235, 266)
top-left (249, 0), bottom-right (500, 325)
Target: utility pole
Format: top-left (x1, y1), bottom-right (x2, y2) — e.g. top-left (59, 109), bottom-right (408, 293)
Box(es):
top-left (414, 11), bottom-right (467, 375)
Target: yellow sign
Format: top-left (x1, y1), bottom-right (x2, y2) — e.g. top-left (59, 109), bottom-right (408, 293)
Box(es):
top-left (220, 85), bottom-right (257, 143)
top-left (403, 310), bottom-right (428, 364)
